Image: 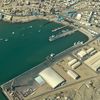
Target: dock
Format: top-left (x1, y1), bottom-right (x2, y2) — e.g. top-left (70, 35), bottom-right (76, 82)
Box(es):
top-left (49, 29), bottom-right (78, 42)
top-left (52, 25), bottom-right (68, 32)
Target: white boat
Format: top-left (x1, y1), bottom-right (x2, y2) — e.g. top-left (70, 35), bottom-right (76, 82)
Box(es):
top-left (4, 39), bottom-right (8, 42)
top-left (38, 30), bottom-right (41, 32)
top-left (29, 26), bottom-right (32, 28)
top-left (50, 53), bottom-right (55, 57)
top-left (0, 38), bottom-right (3, 41)
top-left (12, 32), bottom-right (15, 35)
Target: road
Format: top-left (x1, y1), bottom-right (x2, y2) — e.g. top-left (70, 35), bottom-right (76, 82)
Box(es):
top-left (32, 74), bottom-right (100, 100)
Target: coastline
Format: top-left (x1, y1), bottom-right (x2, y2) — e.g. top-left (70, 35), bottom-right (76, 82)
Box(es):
top-left (2, 14), bottom-right (58, 23)
top-left (0, 16), bottom-right (92, 87)
top-left (0, 0), bottom-right (100, 99)
top-left (1, 14), bottom-right (70, 27)
top-left (0, 41), bottom-right (88, 100)
top-left (0, 18), bottom-right (95, 100)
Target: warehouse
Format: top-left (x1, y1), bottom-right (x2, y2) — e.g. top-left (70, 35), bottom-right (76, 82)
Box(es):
top-left (71, 61), bottom-right (81, 69)
top-left (39, 67), bottom-right (65, 88)
top-left (84, 52), bottom-right (100, 72)
top-left (77, 50), bottom-right (87, 58)
top-left (86, 47), bottom-right (95, 54)
top-left (67, 70), bottom-right (80, 80)
top-left (68, 59), bottom-right (77, 66)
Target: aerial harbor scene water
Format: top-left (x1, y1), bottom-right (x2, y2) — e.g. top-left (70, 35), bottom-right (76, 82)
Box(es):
top-left (0, 19), bottom-right (88, 100)
top-left (0, 0), bottom-right (100, 100)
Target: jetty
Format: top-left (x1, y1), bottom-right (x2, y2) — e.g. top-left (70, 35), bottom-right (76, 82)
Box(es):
top-left (52, 25), bottom-right (68, 32)
top-left (49, 29), bottom-right (78, 42)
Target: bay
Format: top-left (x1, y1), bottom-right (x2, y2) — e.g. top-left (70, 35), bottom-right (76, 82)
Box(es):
top-left (0, 19), bottom-right (88, 100)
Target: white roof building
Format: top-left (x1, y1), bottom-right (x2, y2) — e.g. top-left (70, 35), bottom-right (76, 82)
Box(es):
top-left (67, 70), bottom-right (80, 80)
top-left (84, 52), bottom-right (100, 72)
top-left (86, 47), bottom-right (95, 54)
top-left (71, 61), bottom-right (81, 69)
top-left (68, 59), bottom-right (77, 66)
top-left (77, 50), bottom-right (87, 58)
top-left (76, 13), bottom-right (82, 20)
top-left (39, 67), bottom-right (65, 88)
top-left (35, 76), bottom-right (45, 86)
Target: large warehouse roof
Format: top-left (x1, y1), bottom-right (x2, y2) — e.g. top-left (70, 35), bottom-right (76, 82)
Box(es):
top-left (39, 67), bottom-right (65, 88)
top-left (84, 52), bottom-right (100, 72)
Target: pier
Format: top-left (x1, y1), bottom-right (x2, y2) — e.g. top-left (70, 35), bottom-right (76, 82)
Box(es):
top-left (52, 25), bottom-right (68, 32)
top-left (49, 29), bottom-right (78, 42)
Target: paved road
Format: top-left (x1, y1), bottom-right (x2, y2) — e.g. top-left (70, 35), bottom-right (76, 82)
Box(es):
top-left (32, 74), bottom-right (100, 100)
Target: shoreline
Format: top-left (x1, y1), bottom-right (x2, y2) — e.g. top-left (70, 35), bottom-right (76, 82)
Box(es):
top-left (1, 14), bottom-right (70, 27)
top-left (0, 18), bottom-right (92, 86)
top-left (2, 15), bottom-right (59, 23)
top-left (0, 14), bottom-right (95, 100)
top-left (0, 35), bottom-right (93, 100)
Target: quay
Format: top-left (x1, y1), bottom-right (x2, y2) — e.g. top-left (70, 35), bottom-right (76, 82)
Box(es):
top-left (1, 0), bottom-right (100, 99)
top-left (49, 29), bottom-right (78, 42)
top-left (0, 42), bottom-right (86, 100)
top-left (0, 26), bottom-right (97, 100)
top-left (0, 32), bottom-right (96, 100)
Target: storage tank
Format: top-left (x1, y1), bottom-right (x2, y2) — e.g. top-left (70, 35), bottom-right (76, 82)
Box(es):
top-left (71, 61), bottom-right (81, 69)
top-left (68, 59), bottom-right (77, 66)
top-left (67, 70), bottom-right (80, 80)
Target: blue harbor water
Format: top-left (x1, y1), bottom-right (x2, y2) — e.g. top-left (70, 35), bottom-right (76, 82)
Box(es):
top-left (0, 19), bottom-right (88, 100)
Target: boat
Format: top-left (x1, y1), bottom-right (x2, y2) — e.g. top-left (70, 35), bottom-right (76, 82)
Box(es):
top-left (46, 53), bottom-right (55, 61)
top-left (50, 53), bottom-right (55, 57)
top-left (12, 32), bottom-right (15, 35)
top-left (29, 26), bottom-right (32, 28)
top-left (74, 41), bottom-right (83, 46)
top-left (4, 39), bottom-right (8, 42)
top-left (0, 38), bottom-right (3, 41)
top-left (62, 29), bottom-right (69, 33)
top-left (49, 35), bottom-right (55, 41)
top-left (38, 30), bottom-right (41, 32)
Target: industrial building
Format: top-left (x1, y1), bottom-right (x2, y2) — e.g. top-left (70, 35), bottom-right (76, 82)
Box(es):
top-left (86, 47), bottom-right (95, 54)
top-left (84, 52), bottom-right (100, 72)
top-left (68, 58), bottom-right (81, 69)
top-left (71, 61), bottom-right (81, 69)
top-left (67, 70), bottom-right (80, 80)
top-left (77, 49), bottom-right (87, 58)
top-left (68, 59), bottom-right (77, 66)
top-left (39, 67), bottom-right (65, 88)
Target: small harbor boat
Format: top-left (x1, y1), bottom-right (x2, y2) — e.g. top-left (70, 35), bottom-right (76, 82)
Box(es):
top-left (38, 30), bottom-right (41, 32)
top-left (12, 32), bottom-right (15, 35)
top-left (29, 26), bottom-right (32, 28)
top-left (4, 38), bottom-right (8, 42)
top-left (74, 41), bottom-right (83, 46)
top-left (0, 38), bottom-right (3, 41)
top-left (46, 53), bottom-right (55, 61)
top-left (50, 53), bottom-right (55, 57)
top-left (49, 35), bottom-right (55, 41)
